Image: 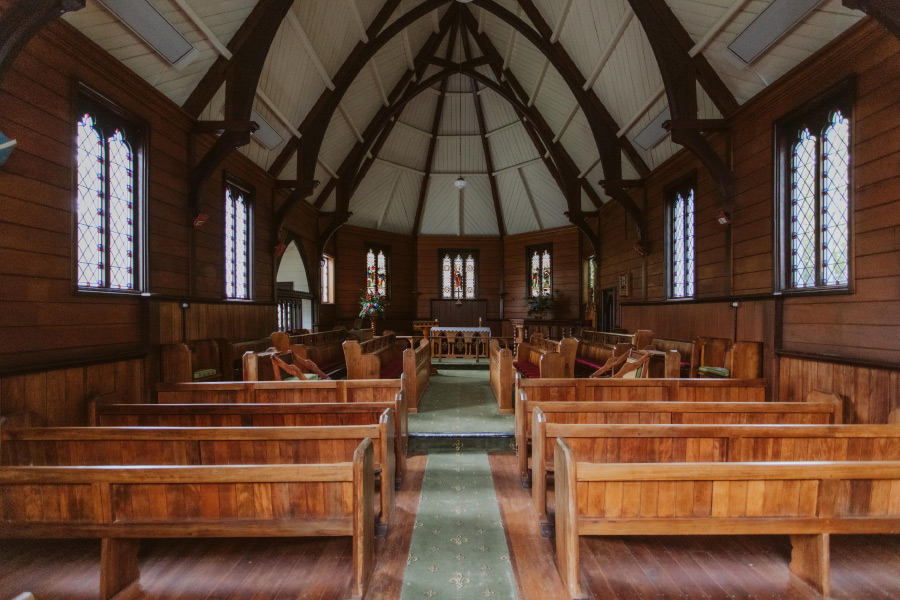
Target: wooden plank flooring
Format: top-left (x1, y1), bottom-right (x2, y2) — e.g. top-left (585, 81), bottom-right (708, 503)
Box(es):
top-left (3, 453), bottom-right (900, 598)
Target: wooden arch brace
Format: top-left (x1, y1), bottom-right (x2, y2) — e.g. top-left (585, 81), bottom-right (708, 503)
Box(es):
top-left (188, 0), bottom-right (294, 218)
top-left (0, 0), bottom-right (85, 85)
top-left (844, 0), bottom-right (900, 41)
top-left (626, 0), bottom-right (736, 212)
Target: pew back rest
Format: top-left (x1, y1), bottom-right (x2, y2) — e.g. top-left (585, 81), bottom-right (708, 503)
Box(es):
top-left (647, 337), bottom-right (693, 365)
top-left (161, 339), bottom-right (230, 383)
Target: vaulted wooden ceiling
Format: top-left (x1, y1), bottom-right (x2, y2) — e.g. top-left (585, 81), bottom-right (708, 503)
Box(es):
top-left (62, 0), bottom-right (864, 237)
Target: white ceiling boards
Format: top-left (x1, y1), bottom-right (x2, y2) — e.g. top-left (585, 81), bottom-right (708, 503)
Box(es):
top-left (64, 0), bottom-right (864, 236)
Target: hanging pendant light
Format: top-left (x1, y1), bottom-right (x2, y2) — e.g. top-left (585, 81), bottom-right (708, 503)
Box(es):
top-left (454, 50), bottom-right (466, 190)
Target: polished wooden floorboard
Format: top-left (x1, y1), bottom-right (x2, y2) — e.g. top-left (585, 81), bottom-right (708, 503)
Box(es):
top-left (4, 452), bottom-right (900, 599)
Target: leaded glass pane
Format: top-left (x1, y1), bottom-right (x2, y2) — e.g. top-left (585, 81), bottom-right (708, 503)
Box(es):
top-left (822, 110), bottom-right (850, 286)
top-left (684, 190), bottom-right (695, 297)
top-left (530, 251), bottom-right (540, 297)
top-left (366, 249), bottom-right (376, 294)
top-left (588, 257), bottom-right (596, 293)
top-left (107, 130), bottom-right (134, 290)
top-left (321, 256), bottom-right (329, 303)
top-left (441, 255), bottom-right (452, 298)
top-left (453, 255), bottom-right (463, 298)
top-left (465, 254), bottom-right (475, 299)
top-left (225, 189), bottom-right (236, 298)
top-left (76, 114), bottom-right (105, 288)
top-left (541, 250), bottom-right (551, 296)
top-left (376, 250), bottom-right (387, 295)
top-left (672, 195), bottom-right (685, 297)
top-left (791, 128), bottom-right (818, 288)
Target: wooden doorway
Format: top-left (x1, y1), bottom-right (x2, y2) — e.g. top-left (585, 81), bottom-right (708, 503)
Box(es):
top-left (600, 287), bottom-right (617, 332)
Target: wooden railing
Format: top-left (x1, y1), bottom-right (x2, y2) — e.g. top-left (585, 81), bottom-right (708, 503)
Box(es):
top-left (276, 289), bottom-right (312, 332)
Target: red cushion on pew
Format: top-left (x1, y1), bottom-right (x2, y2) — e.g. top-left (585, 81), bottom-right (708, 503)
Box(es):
top-left (380, 357), bottom-right (403, 379)
top-left (575, 358), bottom-right (604, 370)
top-left (513, 360), bottom-right (540, 379)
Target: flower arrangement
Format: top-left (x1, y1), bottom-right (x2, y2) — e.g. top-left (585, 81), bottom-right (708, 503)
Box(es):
top-left (359, 291), bottom-right (389, 318)
top-left (526, 293), bottom-right (555, 318)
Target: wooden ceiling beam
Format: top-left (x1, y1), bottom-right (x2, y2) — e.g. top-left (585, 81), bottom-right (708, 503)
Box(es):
top-left (626, 0), bottom-right (734, 211)
top-left (0, 0), bottom-right (84, 86)
top-left (188, 0), bottom-right (294, 218)
top-left (183, 0), bottom-right (290, 118)
top-left (461, 26), bottom-right (506, 237)
top-left (845, 1), bottom-right (900, 42)
top-left (413, 20), bottom-right (457, 237)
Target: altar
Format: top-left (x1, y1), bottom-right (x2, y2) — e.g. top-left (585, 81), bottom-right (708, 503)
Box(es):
top-left (430, 326), bottom-right (491, 361)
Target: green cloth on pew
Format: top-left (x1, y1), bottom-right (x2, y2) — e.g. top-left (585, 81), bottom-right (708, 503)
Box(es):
top-left (192, 368), bottom-right (218, 379)
top-left (698, 366), bottom-right (730, 378)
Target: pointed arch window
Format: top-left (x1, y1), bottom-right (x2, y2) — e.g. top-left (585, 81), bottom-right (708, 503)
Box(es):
top-left (777, 83), bottom-right (852, 292)
top-left (666, 175), bottom-right (695, 299)
top-left (527, 243), bottom-right (552, 297)
top-left (365, 245), bottom-right (389, 297)
top-left (440, 249), bottom-right (478, 299)
top-left (75, 92), bottom-right (145, 292)
top-left (225, 180), bottom-right (252, 299)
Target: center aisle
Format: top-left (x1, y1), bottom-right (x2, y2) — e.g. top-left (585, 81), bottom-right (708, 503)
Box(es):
top-left (401, 367), bottom-right (518, 599)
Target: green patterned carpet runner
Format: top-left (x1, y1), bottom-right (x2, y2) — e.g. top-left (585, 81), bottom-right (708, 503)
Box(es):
top-left (402, 367), bottom-right (518, 599)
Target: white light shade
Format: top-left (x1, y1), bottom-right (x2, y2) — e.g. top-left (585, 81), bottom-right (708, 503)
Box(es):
top-left (454, 176), bottom-right (467, 189)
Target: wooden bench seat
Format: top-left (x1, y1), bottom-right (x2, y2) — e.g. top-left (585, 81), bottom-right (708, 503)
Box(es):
top-left (154, 378), bottom-right (408, 459)
top-left (343, 335), bottom-right (430, 412)
top-left (574, 330), bottom-right (636, 375)
top-left (160, 339), bottom-right (231, 383)
top-left (532, 420), bottom-right (900, 532)
top-left (489, 339), bottom-right (514, 413)
top-left (2, 420), bottom-right (395, 528)
top-left (515, 390), bottom-right (843, 485)
top-left (0, 439), bottom-right (375, 600)
top-left (554, 441), bottom-right (900, 598)
top-left (513, 336), bottom-right (578, 379)
top-left (514, 376), bottom-right (769, 473)
top-left (89, 400), bottom-right (407, 485)
top-left (287, 328), bottom-right (349, 378)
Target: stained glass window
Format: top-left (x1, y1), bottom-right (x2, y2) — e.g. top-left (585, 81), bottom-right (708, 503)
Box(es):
top-left (225, 183), bottom-right (250, 299)
top-left (527, 244), bottom-right (552, 297)
top-left (365, 246), bottom-right (388, 296)
top-left (780, 88), bottom-right (851, 291)
top-left (668, 178), bottom-right (695, 299)
top-left (440, 250), bottom-right (477, 299)
top-left (76, 108), bottom-right (140, 291)
top-left (321, 255), bottom-right (334, 303)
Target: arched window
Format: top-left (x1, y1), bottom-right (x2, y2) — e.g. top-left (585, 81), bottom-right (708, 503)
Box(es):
top-left (225, 180), bottom-right (251, 299)
top-left (75, 96), bottom-right (144, 291)
top-left (667, 175), bottom-right (695, 299)
top-left (365, 245), bottom-right (388, 296)
top-left (527, 243), bottom-right (552, 297)
top-left (440, 250), bottom-right (477, 299)
top-left (778, 83), bottom-right (852, 291)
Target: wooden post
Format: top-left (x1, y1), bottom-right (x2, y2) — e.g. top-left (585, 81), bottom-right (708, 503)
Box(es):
top-left (100, 538), bottom-right (141, 599)
top-left (789, 533), bottom-right (830, 596)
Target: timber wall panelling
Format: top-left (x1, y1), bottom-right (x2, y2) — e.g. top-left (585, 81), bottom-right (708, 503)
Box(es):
top-left (592, 19), bottom-right (900, 421)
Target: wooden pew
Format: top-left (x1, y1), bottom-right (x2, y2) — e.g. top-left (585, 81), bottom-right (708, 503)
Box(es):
top-left (154, 377), bottom-right (408, 459)
top-left (514, 375), bottom-right (769, 476)
top-left (516, 391), bottom-right (843, 485)
top-left (554, 440), bottom-right (900, 598)
top-left (0, 439), bottom-right (375, 600)
top-left (644, 336), bottom-right (694, 377)
top-left (574, 330), bottom-right (635, 376)
top-left (160, 339), bottom-right (231, 383)
top-left (89, 400), bottom-right (407, 486)
top-left (286, 328), bottom-right (349, 379)
top-left (532, 419), bottom-right (900, 530)
top-left (3, 420), bottom-right (395, 528)
top-left (692, 336), bottom-right (763, 379)
top-left (343, 335), bottom-right (431, 412)
top-left (489, 339), bottom-right (514, 414)
top-left (513, 335), bottom-right (578, 379)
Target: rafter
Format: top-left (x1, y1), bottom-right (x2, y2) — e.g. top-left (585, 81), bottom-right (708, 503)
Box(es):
top-left (517, 167), bottom-right (544, 230)
top-left (845, 0), bottom-right (900, 42)
top-left (626, 0), bottom-right (734, 210)
top-left (376, 168), bottom-right (403, 230)
top-left (346, 0), bottom-right (369, 42)
top-left (188, 0), bottom-right (294, 217)
top-left (0, 0), bottom-right (84, 86)
top-left (461, 25), bottom-right (505, 236)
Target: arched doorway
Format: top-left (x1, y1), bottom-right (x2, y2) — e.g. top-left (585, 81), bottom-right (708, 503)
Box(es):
top-left (275, 240), bottom-right (314, 332)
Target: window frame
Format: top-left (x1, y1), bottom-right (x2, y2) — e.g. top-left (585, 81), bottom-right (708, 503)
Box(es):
top-left (438, 248), bottom-right (479, 300)
top-left (320, 254), bottom-right (334, 304)
top-left (72, 84), bottom-right (148, 294)
top-left (525, 242), bottom-right (553, 298)
top-left (664, 172), bottom-right (697, 300)
top-left (364, 242), bottom-right (391, 299)
top-left (223, 174), bottom-right (254, 300)
top-left (774, 79), bottom-right (855, 296)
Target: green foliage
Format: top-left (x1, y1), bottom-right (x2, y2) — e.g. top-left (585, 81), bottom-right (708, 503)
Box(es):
top-left (526, 293), bottom-right (555, 317)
